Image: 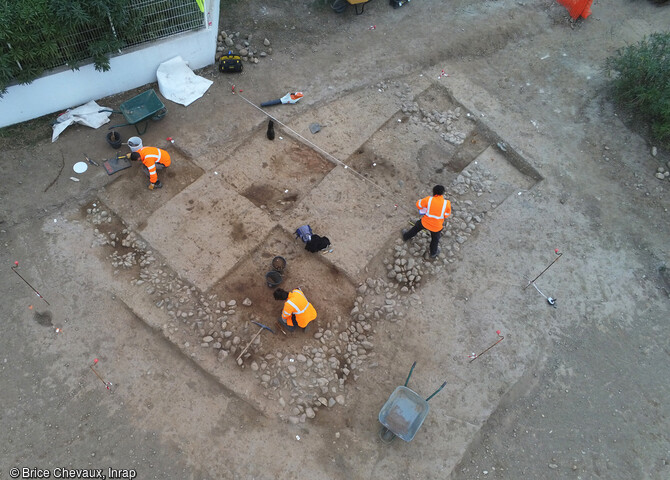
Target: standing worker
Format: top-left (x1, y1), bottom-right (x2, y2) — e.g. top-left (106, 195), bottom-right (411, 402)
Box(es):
top-left (128, 146), bottom-right (171, 190)
top-left (402, 185), bottom-right (452, 258)
top-left (273, 287), bottom-right (317, 332)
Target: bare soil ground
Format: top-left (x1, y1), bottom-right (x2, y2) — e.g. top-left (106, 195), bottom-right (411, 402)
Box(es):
top-left (1, 1), bottom-right (669, 479)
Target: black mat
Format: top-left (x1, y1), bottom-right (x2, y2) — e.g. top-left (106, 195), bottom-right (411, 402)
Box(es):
top-left (103, 156), bottom-right (132, 175)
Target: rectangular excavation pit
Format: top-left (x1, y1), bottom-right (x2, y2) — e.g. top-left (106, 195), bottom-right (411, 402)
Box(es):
top-left (99, 150), bottom-right (204, 231)
top-left (279, 166), bottom-right (409, 282)
top-left (342, 82), bottom-right (540, 217)
top-left (139, 174), bottom-right (275, 292)
top-left (344, 85), bottom-right (487, 201)
top-left (214, 135), bottom-right (334, 218)
top-left (208, 225), bottom-right (356, 360)
top-left (202, 226), bottom-right (366, 416)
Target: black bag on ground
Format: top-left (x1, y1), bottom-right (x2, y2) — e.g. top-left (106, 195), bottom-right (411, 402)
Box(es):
top-left (219, 52), bottom-right (243, 73)
top-left (305, 234), bottom-right (331, 253)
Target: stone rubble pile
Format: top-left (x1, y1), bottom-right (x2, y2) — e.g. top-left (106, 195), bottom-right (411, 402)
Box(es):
top-left (252, 315), bottom-right (379, 424)
top-left (216, 30), bottom-right (272, 65)
top-left (401, 101), bottom-right (468, 145)
top-left (378, 80), bottom-right (470, 145)
top-left (654, 161), bottom-right (670, 182)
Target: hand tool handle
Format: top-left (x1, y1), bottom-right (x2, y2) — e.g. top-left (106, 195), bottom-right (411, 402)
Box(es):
top-left (236, 327), bottom-right (264, 362)
top-left (260, 99), bottom-right (282, 107)
top-left (251, 321), bottom-right (275, 334)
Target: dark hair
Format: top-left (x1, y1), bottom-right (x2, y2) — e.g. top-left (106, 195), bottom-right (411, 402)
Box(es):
top-left (433, 185), bottom-right (445, 196)
top-left (273, 288), bottom-right (289, 300)
top-left (130, 152), bottom-right (140, 161)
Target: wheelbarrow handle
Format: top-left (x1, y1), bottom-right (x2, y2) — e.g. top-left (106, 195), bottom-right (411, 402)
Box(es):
top-left (404, 361), bottom-right (417, 387)
top-left (426, 381), bottom-right (447, 402)
top-left (98, 108), bottom-right (118, 113)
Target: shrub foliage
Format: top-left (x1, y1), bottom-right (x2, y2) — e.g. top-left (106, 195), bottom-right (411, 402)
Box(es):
top-left (0, 0), bottom-right (142, 96)
top-left (605, 32), bottom-right (670, 147)
top-left (0, 0), bottom-right (202, 97)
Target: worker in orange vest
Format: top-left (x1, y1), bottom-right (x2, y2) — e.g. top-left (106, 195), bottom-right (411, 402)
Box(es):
top-left (402, 185), bottom-right (452, 258)
top-left (274, 287), bottom-right (317, 332)
top-left (129, 146), bottom-right (171, 190)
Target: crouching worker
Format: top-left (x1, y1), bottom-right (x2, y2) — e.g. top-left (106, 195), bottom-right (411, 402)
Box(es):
top-left (274, 287), bottom-right (317, 332)
top-left (129, 146), bottom-right (171, 190)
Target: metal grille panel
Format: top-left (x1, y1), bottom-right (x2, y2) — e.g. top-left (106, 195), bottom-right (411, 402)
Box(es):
top-left (41, 0), bottom-right (204, 71)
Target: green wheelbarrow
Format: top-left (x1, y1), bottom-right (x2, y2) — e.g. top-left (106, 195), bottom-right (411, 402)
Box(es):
top-left (99, 89), bottom-right (167, 135)
top-left (378, 362), bottom-right (447, 443)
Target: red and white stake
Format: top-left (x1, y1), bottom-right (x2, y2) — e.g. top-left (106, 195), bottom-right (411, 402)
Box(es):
top-left (11, 261), bottom-right (50, 305)
top-left (468, 330), bottom-right (505, 363)
top-left (90, 359), bottom-right (113, 391)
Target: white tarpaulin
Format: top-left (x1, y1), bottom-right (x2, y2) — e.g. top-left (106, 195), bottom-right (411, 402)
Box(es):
top-left (51, 100), bottom-right (111, 142)
top-left (156, 56), bottom-right (213, 107)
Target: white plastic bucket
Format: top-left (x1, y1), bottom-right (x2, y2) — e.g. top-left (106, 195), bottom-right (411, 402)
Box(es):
top-left (128, 136), bottom-right (143, 152)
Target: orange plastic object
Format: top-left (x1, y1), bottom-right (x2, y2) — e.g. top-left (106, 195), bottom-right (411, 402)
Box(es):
top-left (557, 0), bottom-right (593, 19)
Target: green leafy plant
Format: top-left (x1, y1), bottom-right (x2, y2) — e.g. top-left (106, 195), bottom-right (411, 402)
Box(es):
top-left (605, 32), bottom-right (670, 147)
top-left (0, 0), bottom-right (141, 96)
top-left (0, 0), bottom-right (201, 98)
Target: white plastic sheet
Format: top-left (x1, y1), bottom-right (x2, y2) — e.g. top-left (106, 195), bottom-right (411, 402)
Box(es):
top-left (51, 100), bottom-right (111, 142)
top-left (156, 56), bottom-right (213, 107)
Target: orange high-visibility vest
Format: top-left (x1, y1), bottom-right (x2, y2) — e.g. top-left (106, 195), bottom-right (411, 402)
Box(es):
top-left (137, 147), bottom-right (171, 184)
top-left (416, 195), bottom-right (451, 232)
top-left (282, 289), bottom-right (317, 328)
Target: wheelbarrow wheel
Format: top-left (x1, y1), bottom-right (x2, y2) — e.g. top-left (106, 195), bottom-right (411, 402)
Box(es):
top-left (332, 0), bottom-right (347, 13)
top-left (152, 107), bottom-right (167, 121)
top-left (379, 426), bottom-right (396, 443)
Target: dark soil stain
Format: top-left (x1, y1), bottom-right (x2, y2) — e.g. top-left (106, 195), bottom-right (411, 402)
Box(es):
top-left (230, 221), bottom-right (248, 241)
top-left (33, 310), bottom-right (53, 327)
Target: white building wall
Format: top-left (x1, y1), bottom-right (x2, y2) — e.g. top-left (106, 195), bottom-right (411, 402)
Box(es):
top-left (0, 0), bottom-right (219, 129)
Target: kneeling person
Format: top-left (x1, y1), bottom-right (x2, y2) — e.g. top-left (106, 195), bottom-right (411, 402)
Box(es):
top-left (274, 287), bottom-right (317, 332)
top-left (129, 146), bottom-right (171, 190)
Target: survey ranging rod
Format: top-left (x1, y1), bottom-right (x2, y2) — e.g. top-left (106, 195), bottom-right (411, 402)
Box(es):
top-left (468, 330), bottom-right (505, 363)
top-left (523, 249), bottom-right (562, 307)
top-left (90, 359), bottom-right (113, 391)
top-left (11, 261), bottom-right (50, 305)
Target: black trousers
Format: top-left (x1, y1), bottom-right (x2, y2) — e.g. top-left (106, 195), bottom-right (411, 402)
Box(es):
top-left (141, 163), bottom-right (166, 176)
top-left (403, 218), bottom-right (441, 256)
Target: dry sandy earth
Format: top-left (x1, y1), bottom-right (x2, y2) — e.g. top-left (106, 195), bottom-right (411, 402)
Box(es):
top-left (1, 1), bottom-right (669, 479)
